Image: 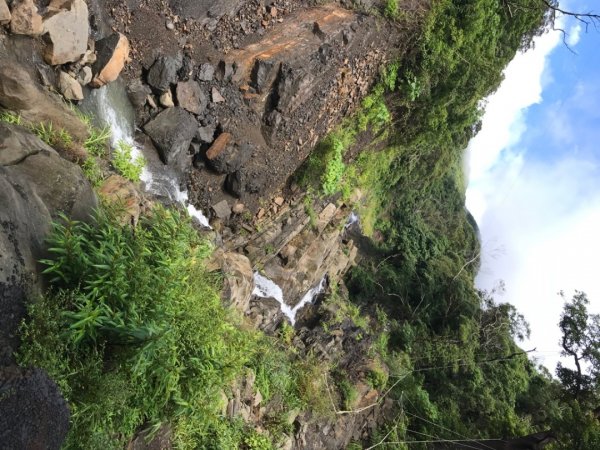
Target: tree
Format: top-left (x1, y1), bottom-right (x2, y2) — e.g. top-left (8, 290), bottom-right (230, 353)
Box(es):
top-left (556, 291), bottom-right (600, 401)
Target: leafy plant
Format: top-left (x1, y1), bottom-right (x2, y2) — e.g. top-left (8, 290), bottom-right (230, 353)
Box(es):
top-left (384, 0), bottom-right (399, 20)
top-left (82, 156), bottom-right (105, 187)
top-left (19, 205), bottom-right (261, 448)
top-left (112, 140), bottom-right (145, 182)
top-left (0, 111), bottom-right (22, 125)
top-left (27, 121), bottom-right (74, 151)
top-left (84, 126), bottom-right (111, 157)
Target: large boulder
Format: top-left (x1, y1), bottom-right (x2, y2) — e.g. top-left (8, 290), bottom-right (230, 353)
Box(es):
top-left (143, 107), bottom-right (197, 166)
top-left (42, 0), bottom-right (89, 65)
top-left (9, 0), bottom-right (43, 35)
top-left (0, 123), bottom-right (96, 449)
top-left (90, 33), bottom-right (130, 88)
top-left (0, 59), bottom-right (89, 142)
top-left (0, 367), bottom-right (70, 450)
top-left (147, 53), bottom-right (183, 92)
top-left (0, 122), bottom-right (97, 364)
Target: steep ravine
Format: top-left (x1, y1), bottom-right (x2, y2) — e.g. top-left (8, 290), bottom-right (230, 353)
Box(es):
top-left (0, 1), bottom-right (401, 449)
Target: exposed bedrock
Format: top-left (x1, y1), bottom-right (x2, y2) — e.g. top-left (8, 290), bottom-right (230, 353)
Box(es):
top-left (0, 123), bottom-right (96, 448)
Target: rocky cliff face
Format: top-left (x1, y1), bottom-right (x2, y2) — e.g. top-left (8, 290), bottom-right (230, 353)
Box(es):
top-left (0, 1), bottom-right (397, 448)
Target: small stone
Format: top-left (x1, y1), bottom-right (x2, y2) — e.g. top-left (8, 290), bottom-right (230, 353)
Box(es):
top-left (0, 0), bottom-right (11, 25)
top-left (10, 0), bottom-right (43, 35)
top-left (58, 71), bottom-right (83, 101)
top-left (212, 200), bottom-right (231, 220)
top-left (160, 90), bottom-right (174, 108)
top-left (166, 20), bottom-right (174, 30)
top-left (253, 390), bottom-right (263, 407)
top-left (147, 95), bottom-right (157, 109)
top-left (232, 203), bottom-right (245, 214)
top-left (78, 66), bottom-right (93, 86)
top-left (270, 6), bottom-right (278, 17)
top-left (211, 87), bottom-right (225, 103)
top-left (257, 208), bottom-right (265, 219)
top-left (176, 80), bottom-right (207, 115)
top-left (79, 49), bottom-right (96, 65)
top-left (274, 196), bottom-right (284, 206)
top-left (280, 244), bottom-right (297, 260)
top-left (196, 124), bottom-right (216, 144)
top-left (197, 63), bottom-right (215, 82)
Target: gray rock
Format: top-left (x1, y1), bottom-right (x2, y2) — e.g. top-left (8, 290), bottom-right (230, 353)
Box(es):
top-left (0, 58), bottom-right (90, 143)
top-left (42, 0), bottom-right (89, 65)
top-left (168, 0), bottom-right (245, 21)
top-left (212, 200), bottom-right (231, 220)
top-left (78, 66), bottom-right (93, 86)
top-left (0, 123), bottom-right (96, 366)
top-left (215, 60), bottom-right (234, 82)
top-left (211, 87), bottom-right (225, 103)
top-left (147, 53), bottom-right (183, 92)
top-left (0, 367), bottom-right (70, 450)
top-left (225, 170), bottom-right (244, 198)
top-left (196, 124), bottom-right (216, 144)
top-left (250, 58), bottom-right (276, 93)
top-left (206, 135), bottom-right (252, 174)
top-left (143, 107), bottom-right (197, 166)
top-left (127, 80), bottom-right (152, 108)
top-left (176, 80), bottom-right (207, 115)
top-left (197, 63), bottom-right (215, 82)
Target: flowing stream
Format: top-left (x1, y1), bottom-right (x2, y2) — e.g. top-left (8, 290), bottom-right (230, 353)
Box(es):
top-left (80, 82), bottom-right (335, 320)
top-left (82, 83), bottom-right (210, 228)
top-left (252, 273), bottom-right (327, 326)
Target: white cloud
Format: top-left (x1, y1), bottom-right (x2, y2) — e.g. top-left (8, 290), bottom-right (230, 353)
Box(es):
top-left (465, 17), bottom-right (597, 372)
top-left (474, 157), bottom-right (600, 370)
top-left (567, 23), bottom-right (582, 47)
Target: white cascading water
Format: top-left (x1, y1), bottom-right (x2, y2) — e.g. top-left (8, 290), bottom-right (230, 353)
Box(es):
top-left (91, 86), bottom-right (211, 228)
top-left (345, 211), bottom-right (359, 229)
top-left (252, 272), bottom-right (327, 326)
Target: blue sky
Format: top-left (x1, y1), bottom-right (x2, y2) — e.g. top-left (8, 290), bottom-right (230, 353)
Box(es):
top-left (466, 3), bottom-right (600, 371)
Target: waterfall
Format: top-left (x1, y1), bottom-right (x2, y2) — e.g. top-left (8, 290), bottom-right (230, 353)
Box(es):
top-left (252, 273), bottom-right (327, 326)
top-left (85, 84), bottom-right (210, 228)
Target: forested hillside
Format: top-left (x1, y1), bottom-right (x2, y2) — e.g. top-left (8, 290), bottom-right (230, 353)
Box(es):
top-left (1, 0), bottom-right (598, 449)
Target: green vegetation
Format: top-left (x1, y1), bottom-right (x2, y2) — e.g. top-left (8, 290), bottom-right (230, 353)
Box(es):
top-left (384, 0), bottom-right (399, 20)
top-left (18, 204), bottom-right (335, 448)
top-left (293, 0), bottom-right (600, 447)
top-left (112, 140), bottom-right (145, 182)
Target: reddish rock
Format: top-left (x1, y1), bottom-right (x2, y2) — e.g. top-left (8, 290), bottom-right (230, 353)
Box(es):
top-left (90, 33), bottom-right (130, 88)
top-left (206, 132), bottom-right (232, 160)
